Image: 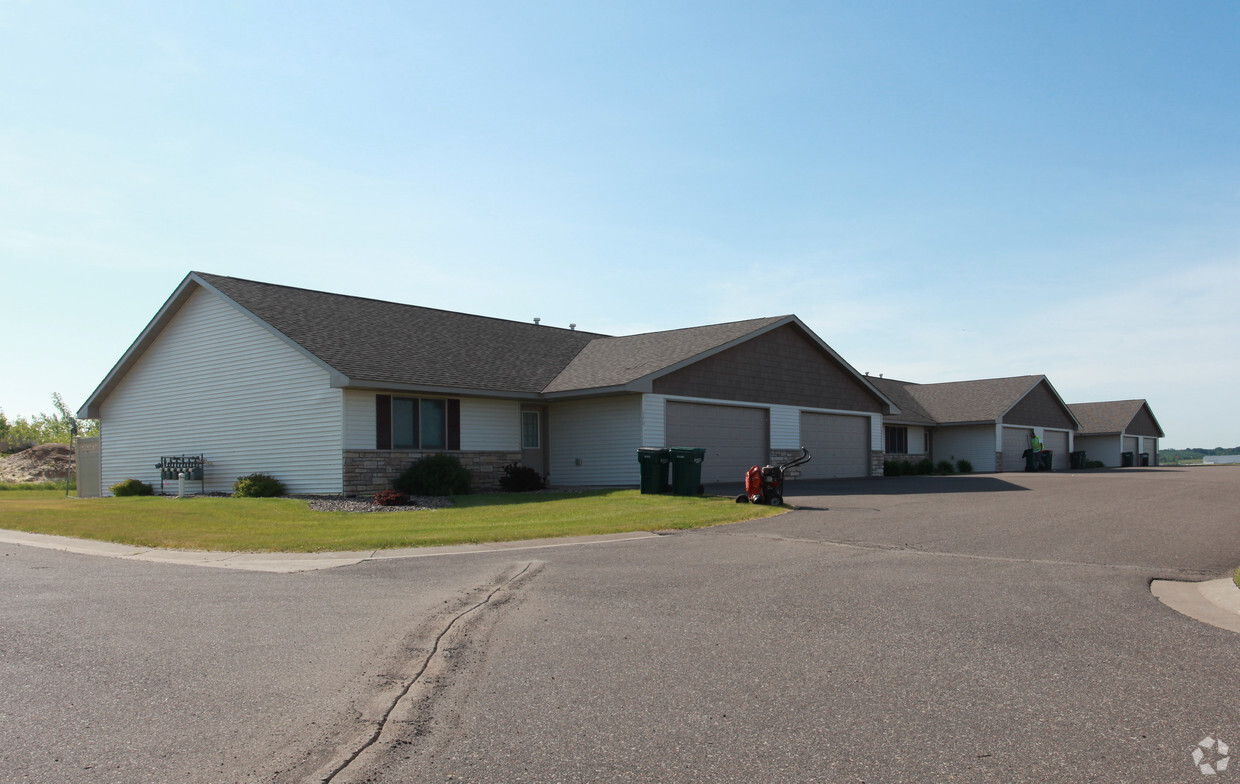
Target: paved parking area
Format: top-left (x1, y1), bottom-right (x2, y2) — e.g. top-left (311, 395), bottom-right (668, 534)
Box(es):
top-left (2, 468), bottom-right (1238, 783)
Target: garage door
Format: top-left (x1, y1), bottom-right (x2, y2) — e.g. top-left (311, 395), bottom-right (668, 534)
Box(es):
top-left (665, 402), bottom-right (768, 484)
top-left (1042, 430), bottom-right (1069, 470)
top-left (799, 413), bottom-right (870, 479)
top-left (1002, 427), bottom-right (1034, 472)
top-left (1123, 435), bottom-right (1138, 465)
top-left (1143, 437), bottom-right (1157, 465)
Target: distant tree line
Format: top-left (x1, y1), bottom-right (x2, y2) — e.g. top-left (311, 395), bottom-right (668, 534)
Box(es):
top-left (0, 393), bottom-right (99, 450)
top-left (1158, 447), bottom-right (1240, 463)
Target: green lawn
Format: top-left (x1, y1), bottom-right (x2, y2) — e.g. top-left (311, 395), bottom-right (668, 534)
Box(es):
top-left (0, 489), bottom-right (785, 552)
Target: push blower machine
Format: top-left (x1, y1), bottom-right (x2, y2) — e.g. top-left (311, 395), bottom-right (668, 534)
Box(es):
top-left (736, 447), bottom-right (811, 507)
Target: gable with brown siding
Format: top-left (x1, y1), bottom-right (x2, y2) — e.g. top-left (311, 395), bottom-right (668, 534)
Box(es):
top-left (1004, 379), bottom-right (1077, 429)
top-left (1126, 404), bottom-right (1163, 437)
top-left (652, 324), bottom-right (883, 412)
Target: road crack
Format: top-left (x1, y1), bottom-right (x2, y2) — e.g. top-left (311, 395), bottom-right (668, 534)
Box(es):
top-left (277, 561), bottom-right (542, 784)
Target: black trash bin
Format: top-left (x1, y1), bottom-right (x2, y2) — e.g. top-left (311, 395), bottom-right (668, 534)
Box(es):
top-left (637, 448), bottom-right (670, 494)
top-left (1139, 452), bottom-right (1149, 467)
top-left (1039, 450), bottom-right (1053, 471)
top-left (1121, 451), bottom-right (1135, 467)
top-left (1070, 451), bottom-right (1087, 470)
top-left (1023, 448), bottom-right (1037, 472)
top-left (668, 447), bottom-right (706, 496)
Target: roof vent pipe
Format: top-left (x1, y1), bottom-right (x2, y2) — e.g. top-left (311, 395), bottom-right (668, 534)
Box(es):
top-left (533, 318), bottom-right (541, 325)
top-left (569, 323), bottom-right (576, 331)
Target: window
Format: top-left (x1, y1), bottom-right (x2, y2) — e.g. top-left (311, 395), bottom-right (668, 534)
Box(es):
top-left (521, 411), bottom-right (541, 449)
top-left (376, 395), bottom-right (459, 450)
top-left (885, 426), bottom-right (908, 454)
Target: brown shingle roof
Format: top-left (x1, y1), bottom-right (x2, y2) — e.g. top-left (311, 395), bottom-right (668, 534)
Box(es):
top-left (543, 317), bottom-right (788, 393)
top-left (875, 375), bottom-right (1048, 425)
top-left (196, 272), bottom-right (604, 394)
top-left (866, 377), bottom-right (936, 425)
top-left (196, 274), bottom-right (795, 397)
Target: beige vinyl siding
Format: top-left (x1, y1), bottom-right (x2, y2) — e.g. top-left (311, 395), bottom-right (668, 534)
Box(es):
top-left (770, 406), bottom-right (801, 450)
top-left (98, 287), bottom-right (343, 494)
top-left (461, 398), bottom-right (521, 451)
top-left (343, 388), bottom-right (376, 450)
top-left (549, 395), bottom-right (643, 486)
top-left (641, 395), bottom-right (667, 447)
top-left (931, 425), bottom-right (998, 472)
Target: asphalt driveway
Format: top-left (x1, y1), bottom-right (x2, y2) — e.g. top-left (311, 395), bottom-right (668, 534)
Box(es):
top-left (2, 468), bottom-right (1238, 783)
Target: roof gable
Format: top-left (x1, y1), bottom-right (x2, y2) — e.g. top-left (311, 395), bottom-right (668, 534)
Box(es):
top-left (1068, 400), bottom-right (1164, 437)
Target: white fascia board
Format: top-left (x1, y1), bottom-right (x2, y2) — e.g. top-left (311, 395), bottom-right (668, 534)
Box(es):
top-left (79, 273), bottom-right (201, 419)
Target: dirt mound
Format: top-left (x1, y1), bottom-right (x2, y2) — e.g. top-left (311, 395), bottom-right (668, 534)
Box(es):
top-left (0, 443), bottom-right (73, 483)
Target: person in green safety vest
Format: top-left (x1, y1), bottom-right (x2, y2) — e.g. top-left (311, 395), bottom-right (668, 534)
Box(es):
top-left (1031, 433), bottom-right (1043, 452)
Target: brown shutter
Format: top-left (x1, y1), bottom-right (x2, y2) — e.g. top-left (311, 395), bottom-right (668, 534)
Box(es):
top-left (447, 399), bottom-right (461, 451)
top-left (376, 395), bottom-right (392, 450)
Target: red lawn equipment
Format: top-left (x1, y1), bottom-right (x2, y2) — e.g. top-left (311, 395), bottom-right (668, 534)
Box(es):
top-left (735, 447), bottom-right (811, 506)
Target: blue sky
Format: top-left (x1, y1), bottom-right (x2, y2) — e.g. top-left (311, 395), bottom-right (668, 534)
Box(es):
top-left (3, 1), bottom-right (1237, 448)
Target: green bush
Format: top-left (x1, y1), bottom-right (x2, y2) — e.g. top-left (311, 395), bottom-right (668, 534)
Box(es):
top-left (111, 478), bottom-right (154, 497)
top-left (499, 463), bottom-right (546, 492)
top-left (935, 460), bottom-right (956, 475)
top-left (394, 454), bottom-right (471, 496)
top-left (956, 459), bottom-right (973, 474)
top-left (232, 473), bottom-right (286, 498)
top-left (915, 459), bottom-right (934, 475)
top-left (1085, 459), bottom-right (1106, 469)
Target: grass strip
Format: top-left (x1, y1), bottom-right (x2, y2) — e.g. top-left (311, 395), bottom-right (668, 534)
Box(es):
top-left (0, 489), bottom-right (784, 553)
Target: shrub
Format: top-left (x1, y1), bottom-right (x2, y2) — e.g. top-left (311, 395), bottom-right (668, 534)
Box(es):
top-left (883, 460), bottom-right (897, 476)
top-left (394, 453), bottom-right (471, 496)
top-left (956, 459), bottom-right (973, 474)
top-left (915, 459), bottom-right (934, 475)
top-left (900, 460), bottom-right (914, 476)
top-left (936, 460), bottom-right (956, 475)
top-left (499, 462), bottom-right (546, 492)
top-left (111, 478), bottom-right (154, 497)
top-left (1086, 459), bottom-right (1106, 469)
top-left (232, 473), bottom-right (286, 498)
top-left (373, 489), bottom-right (410, 506)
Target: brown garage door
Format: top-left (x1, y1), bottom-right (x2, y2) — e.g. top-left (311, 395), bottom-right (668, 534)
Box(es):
top-left (665, 402), bottom-right (768, 484)
top-left (1002, 427), bottom-right (1034, 471)
top-left (1042, 430), bottom-right (1069, 470)
top-left (799, 413), bottom-right (870, 479)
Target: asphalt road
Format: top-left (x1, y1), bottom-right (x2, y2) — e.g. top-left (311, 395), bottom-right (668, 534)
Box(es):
top-left (3, 467), bottom-right (1239, 783)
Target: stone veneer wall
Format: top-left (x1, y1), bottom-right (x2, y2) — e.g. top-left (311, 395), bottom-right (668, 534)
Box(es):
top-left (769, 449), bottom-right (804, 479)
top-left (870, 450), bottom-right (884, 477)
top-left (994, 451), bottom-right (1004, 473)
top-left (343, 450), bottom-right (520, 496)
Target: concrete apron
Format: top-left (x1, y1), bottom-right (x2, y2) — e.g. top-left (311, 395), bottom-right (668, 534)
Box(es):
top-left (1151, 576), bottom-right (1240, 635)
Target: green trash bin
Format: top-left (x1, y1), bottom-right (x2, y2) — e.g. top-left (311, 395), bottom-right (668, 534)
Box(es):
top-left (668, 447), bottom-right (706, 496)
top-left (1070, 451), bottom-right (1086, 470)
top-left (1121, 451), bottom-right (1134, 467)
top-left (637, 448), bottom-right (670, 494)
